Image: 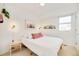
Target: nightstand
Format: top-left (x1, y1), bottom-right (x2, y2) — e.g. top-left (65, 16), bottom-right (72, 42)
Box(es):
top-left (10, 40), bottom-right (22, 56)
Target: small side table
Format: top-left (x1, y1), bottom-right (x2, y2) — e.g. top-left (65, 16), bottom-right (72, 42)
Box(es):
top-left (9, 40), bottom-right (22, 56)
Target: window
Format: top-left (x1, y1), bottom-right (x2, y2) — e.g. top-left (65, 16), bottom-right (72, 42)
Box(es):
top-left (59, 16), bottom-right (71, 31)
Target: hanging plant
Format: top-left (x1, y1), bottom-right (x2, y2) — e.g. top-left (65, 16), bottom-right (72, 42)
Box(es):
top-left (1, 8), bottom-right (10, 19)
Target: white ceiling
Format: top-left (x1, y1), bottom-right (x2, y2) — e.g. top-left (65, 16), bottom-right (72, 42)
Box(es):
top-left (4, 3), bottom-right (78, 21)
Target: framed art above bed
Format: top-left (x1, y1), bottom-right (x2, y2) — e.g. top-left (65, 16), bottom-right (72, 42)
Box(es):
top-left (27, 24), bottom-right (35, 28)
top-left (43, 25), bottom-right (56, 29)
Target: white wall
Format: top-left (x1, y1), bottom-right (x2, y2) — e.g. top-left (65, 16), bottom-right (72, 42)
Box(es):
top-left (0, 3), bottom-right (77, 55)
top-left (74, 4), bottom-right (79, 45)
top-left (76, 11), bottom-right (79, 45)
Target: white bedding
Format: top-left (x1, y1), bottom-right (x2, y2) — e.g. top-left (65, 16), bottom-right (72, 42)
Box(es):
top-left (22, 36), bottom-right (63, 56)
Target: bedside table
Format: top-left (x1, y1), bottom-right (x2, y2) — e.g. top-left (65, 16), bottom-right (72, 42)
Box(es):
top-left (10, 40), bottom-right (22, 56)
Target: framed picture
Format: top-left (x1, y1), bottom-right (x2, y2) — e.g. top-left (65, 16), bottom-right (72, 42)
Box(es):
top-left (44, 25), bottom-right (56, 29)
top-left (27, 24), bottom-right (35, 28)
top-left (0, 14), bottom-right (3, 23)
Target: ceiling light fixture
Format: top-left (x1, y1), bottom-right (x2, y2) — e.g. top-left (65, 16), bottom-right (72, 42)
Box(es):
top-left (40, 3), bottom-right (45, 6)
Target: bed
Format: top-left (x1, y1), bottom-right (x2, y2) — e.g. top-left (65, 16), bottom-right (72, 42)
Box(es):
top-left (21, 33), bottom-right (63, 56)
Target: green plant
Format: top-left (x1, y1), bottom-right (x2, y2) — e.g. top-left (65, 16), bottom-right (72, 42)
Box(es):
top-left (1, 8), bottom-right (10, 19)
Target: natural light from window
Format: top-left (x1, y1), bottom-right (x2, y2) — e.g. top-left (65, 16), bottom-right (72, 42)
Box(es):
top-left (59, 16), bottom-right (71, 31)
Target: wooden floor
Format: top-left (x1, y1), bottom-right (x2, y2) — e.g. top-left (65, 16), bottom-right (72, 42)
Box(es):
top-left (2, 47), bottom-right (37, 56)
top-left (2, 45), bottom-right (79, 56)
top-left (58, 45), bottom-right (79, 56)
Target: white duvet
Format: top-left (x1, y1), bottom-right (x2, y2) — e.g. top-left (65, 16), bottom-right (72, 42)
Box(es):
top-left (22, 36), bottom-right (63, 56)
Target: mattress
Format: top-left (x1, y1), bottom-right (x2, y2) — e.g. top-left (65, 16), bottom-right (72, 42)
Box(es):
top-left (22, 36), bottom-right (63, 56)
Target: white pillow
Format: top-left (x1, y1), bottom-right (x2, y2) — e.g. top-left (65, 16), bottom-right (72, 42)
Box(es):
top-left (27, 33), bottom-right (32, 39)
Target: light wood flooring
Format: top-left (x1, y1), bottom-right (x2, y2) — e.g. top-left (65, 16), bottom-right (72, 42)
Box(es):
top-left (2, 45), bottom-right (79, 56)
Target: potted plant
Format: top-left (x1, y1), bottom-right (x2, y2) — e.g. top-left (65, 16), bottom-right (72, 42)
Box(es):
top-left (1, 8), bottom-right (10, 19)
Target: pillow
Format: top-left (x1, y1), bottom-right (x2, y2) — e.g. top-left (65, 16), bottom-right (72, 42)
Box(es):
top-left (23, 33), bottom-right (32, 39)
top-left (32, 33), bottom-right (43, 39)
top-left (27, 33), bottom-right (32, 39)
